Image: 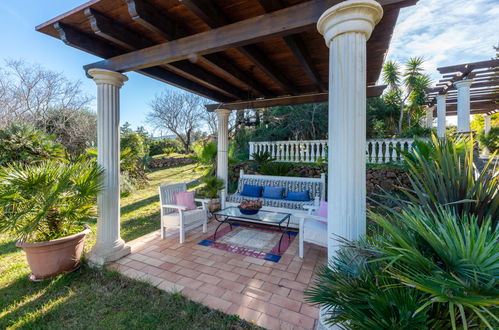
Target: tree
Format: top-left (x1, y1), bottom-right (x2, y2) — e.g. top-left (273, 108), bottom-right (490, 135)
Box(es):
top-left (121, 122), bottom-right (133, 135)
top-left (147, 90), bottom-right (206, 152)
top-left (0, 59), bottom-right (92, 126)
top-left (382, 57), bottom-right (431, 134)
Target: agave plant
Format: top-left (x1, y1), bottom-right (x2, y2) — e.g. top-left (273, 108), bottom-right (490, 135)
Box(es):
top-left (0, 159), bottom-right (103, 242)
top-left (258, 162), bottom-right (293, 176)
top-left (251, 151), bottom-right (275, 166)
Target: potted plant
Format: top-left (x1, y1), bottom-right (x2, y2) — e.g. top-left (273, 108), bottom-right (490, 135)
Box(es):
top-left (0, 159), bottom-right (103, 281)
top-left (199, 176), bottom-right (225, 212)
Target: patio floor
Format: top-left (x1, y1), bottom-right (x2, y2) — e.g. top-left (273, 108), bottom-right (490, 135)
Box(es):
top-left (108, 220), bottom-right (327, 329)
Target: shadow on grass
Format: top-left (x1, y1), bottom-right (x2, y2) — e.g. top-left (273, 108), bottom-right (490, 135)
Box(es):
top-left (121, 195), bottom-right (159, 217)
top-left (0, 240), bottom-right (19, 256)
top-left (0, 266), bottom-right (259, 329)
top-left (147, 162), bottom-right (196, 174)
top-left (121, 212), bottom-right (161, 242)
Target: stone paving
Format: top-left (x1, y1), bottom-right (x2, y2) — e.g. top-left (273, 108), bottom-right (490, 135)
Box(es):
top-left (109, 220), bottom-right (327, 330)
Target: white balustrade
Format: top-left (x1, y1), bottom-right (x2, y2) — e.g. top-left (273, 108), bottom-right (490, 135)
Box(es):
top-left (249, 138), bottom-right (416, 163)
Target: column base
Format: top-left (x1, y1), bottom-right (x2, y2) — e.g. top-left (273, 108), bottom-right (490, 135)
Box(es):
top-left (317, 306), bottom-right (342, 330)
top-left (87, 241), bottom-right (131, 267)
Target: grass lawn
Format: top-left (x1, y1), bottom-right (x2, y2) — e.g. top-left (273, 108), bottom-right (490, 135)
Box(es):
top-left (0, 162), bottom-right (259, 330)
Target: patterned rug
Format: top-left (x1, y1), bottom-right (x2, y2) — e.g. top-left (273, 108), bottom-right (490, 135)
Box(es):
top-left (198, 223), bottom-right (297, 262)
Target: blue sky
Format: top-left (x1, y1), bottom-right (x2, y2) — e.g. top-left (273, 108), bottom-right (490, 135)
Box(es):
top-left (0, 0), bottom-right (497, 132)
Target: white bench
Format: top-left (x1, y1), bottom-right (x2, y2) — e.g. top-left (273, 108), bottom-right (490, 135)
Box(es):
top-left (225, 170), bottom-right (326, 228)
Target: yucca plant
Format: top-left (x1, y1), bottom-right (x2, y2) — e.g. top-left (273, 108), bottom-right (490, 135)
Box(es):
top-left (0, 159), bottom-right (103, 242)
top-left (251, 151), bottom-right (275, 166)
top-left (391, 134), bottom-right (498, 228)
top-left (372, 207), bottom-right (499, 329)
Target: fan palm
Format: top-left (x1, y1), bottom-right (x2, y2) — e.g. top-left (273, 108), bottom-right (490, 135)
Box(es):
top-left (0, 159), bottom-right (103, 242)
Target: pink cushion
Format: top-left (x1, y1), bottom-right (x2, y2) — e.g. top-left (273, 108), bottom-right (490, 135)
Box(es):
top-left (318, 201), bottom-right (328, 218)
top-left (174, 191), bottom-right (196, 212)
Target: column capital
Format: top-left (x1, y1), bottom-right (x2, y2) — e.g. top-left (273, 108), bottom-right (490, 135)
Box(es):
top-left (88, 69), bottom-right (128, 87)
top-left (454, 79), bottom-right (473, 89)
top-left (215, 109), bottom-right (232, 117)
top-left (317, 0), bottom-right (383, 46)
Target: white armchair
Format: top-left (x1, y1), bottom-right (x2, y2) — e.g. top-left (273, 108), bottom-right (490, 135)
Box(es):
top-left (159, 183), bottom-right (209, 244)
top-left (298, 205), bottom-right (327, 258)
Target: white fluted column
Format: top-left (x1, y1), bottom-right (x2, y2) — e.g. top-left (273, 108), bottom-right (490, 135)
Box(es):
top-left (437, 94), bottom-right (447, 138)
top-left (318, 0), bottom-right (382, 257)
top-left (317, 2), bottom-right (382, 327)
top-left (87, 69), bottom-right (130, 266)
top-left (425, 106), bottom-right (434, 128)
top-left (454, 79), bottom-right (473, 133)
top-left (484, 114), bottom-right (492, 135)
top-left (216, 109), bottom-right (231, 208)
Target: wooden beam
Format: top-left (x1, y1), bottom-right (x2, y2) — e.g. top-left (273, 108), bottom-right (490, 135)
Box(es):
top-left (437, 59), bottom-right (499, 74)
top-left (85, 7), bottom-right (244, 100)
top-left (205, 85), bottom-right (387, 111)
top-left (54, 22), bottom-right (122, 58)
top-left (180, 0), bottom-right (299, 94)
top-left (85, 0), bottom-right (395, 73)
top-left (127, 0), bottom-right (268, 98)
top-left (257, 0), bottom-right (326, 92)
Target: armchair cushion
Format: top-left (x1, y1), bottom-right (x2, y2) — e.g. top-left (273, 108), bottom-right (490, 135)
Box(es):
top-left (285, 190), bottom-right (310, 201)
top-left (174, 191), bottom-right (196, 212)
top-left (262, 186), bottom-right (284, 199)
top-left (241, 184), bottom-right (263, 197)
top-left (318, 201), bottom-right (328, 217)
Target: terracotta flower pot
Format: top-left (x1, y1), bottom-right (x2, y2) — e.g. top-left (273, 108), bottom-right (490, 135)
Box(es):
top-left (207, 198), bottom-right (221, 212)
top-left (16, 228), bottom-right (91, 281)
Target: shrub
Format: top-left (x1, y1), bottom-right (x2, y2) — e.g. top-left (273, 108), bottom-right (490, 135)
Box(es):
top-left (258, 162), bottom-right (293, 176)
top-left (148, 138), bottom-right (183, 156)
top-left (191, 141), bottom-right (218, 176)
top-left (478, 127), bottom-right (499, 153)
top-left (250, 151), bottom-right (275, 166)
top-left (0, 159), bottom-right (103, 242)
top-left (121, 132), bottom-right (147, 160)
top-left (0, 122), bottom-right (66, 166)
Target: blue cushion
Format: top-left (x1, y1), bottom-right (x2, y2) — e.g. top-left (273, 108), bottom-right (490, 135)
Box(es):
top-left (241, 184), bottom-right (263, 197)
top-left (262, 186), bottom-right (284, 199)
top-left (285, 190), bottom-right (310, 201)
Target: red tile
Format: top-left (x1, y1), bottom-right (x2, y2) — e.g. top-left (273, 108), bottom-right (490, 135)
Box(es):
top-left (157, 270), bottom-right (182, 283)
top-left (261, 282), bottom-right (291, 297)
top-left (228, 305), bottom-right (262, 324)
top-left (270, 269), bottom-right (297, 281)
top-left (202, 295), bottom-right (232, 312)
top-left (177, 277), bottom-right (203, 289)
top-left (300, 303), bottom-right (320, 319)
top-left (176, 267), bottom-right (201, 279)
top-left (227, 258), bottom-right (251, 268)
top-left (270, 294), bottom-right (301, 313)
top-left (222, 290), bottom-right (253, 305)
top-left (279, 309), bottom-right (315, 329)
top-left (199, 283), bottom-right (225, 297)
top-left (256, 313), bottom-right (281, 330)
top-left (296, 269), bottom-right (313, 284)
top-left (219, 279), bottom-right (245, 293)
top-left (243, 287), bottom-right (272, 301)
top-left (194, 257), bottom-right (215, 266)
top-left (247, 299), bottom-right (282, 317)
top-left (279, 278), bottom-right (307, 291)
top-left (215, 269), bottom-right (239, 282)
top-left (197, 273), bottom-right (222, 285)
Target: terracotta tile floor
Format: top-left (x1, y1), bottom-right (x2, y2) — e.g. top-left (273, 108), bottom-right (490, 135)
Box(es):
top-left (108, 220), bottom-right (327, 330)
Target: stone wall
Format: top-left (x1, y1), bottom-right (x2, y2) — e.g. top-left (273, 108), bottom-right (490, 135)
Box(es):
top-left (148, 157), bottom-right (195, 169)
top-left (229, 162), bottom-right (411, 193)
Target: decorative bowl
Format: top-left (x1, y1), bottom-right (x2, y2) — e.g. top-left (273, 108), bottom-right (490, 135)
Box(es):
top-left (238, 207), bottom-right (260, 215)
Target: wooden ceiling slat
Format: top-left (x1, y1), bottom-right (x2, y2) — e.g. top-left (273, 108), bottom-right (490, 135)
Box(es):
top-left (437, 59), bottom-right (499, 74)
top-left (84, 6), bottom-right (244, 100)
top-left (82, 0), bottom-right (388, 73)
top-left (180, 0), bottom-right (299, 94)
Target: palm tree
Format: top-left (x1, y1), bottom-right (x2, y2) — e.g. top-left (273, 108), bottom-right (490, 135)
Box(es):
top-left (382, 57), bottom-right (431, 134)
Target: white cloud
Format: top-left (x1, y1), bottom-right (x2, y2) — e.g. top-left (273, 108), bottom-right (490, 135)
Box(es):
top-left (385, 0), bottom-right (499, 84)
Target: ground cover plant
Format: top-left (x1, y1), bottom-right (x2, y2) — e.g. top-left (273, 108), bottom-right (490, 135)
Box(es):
top-left (307, 135), bottom-right (499, 329)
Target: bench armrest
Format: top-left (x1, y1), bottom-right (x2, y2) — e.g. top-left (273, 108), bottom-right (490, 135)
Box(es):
top-left (162, 204), bottom-right (188, 211)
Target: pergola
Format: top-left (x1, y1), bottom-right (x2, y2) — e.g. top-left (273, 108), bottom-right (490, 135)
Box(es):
top-left (36, 0), bottom-right (418, 283)
top-left (425, 59), bottom-right (498, 137)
